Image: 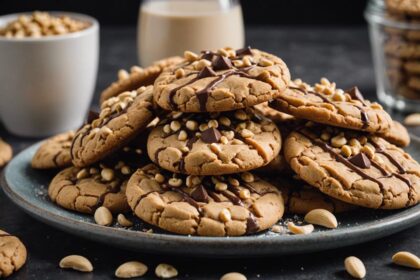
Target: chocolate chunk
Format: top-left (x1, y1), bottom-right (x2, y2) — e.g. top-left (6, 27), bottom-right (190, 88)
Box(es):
top-left (347, 87), bottom-right (365, 103)
top-left (186, 136), bottom-right (199, 149)
top-left (87, 110), bottom-right (99, 123)
top-left (212, 55), bottom-right (232, 71)
top-left (201, 51), bottom-right (214, 61)
top-left (191, 185), bottom-right (209, 203)
top-left (349, 152), bottom-right (371, 169)
top-left (197, 66), bottom-right (217, 79)
top-left (246, 215), bottom-right (259, 234)
top-left (201, 127), bottom-right (222, 143)
top-left (236, 46), bottom-right (253, 57)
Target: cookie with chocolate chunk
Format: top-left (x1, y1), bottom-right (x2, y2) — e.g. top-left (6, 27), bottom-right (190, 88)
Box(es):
top-left (147, 109), bottom-right (281, 175)
top-left (71, 86), bottom-right (155, 167)
top-left (100, 56), bottom-right (183, 104)
top-left (0, 230), bottom-right (27, 278)
top-left (270, 79), bottom-right (393, 133)
top-left (153, 47), bottom-right (290, 112)
top-left (0, 138), bottom-right (12, 168)
top-left (266, 176), bottom-right (355, 214)
top-left (32, 131), bottom-right (74, 169)
top-left (284, 124), bottom-right (420, 209)
top-left (126, 164), bottom-right (284, 236)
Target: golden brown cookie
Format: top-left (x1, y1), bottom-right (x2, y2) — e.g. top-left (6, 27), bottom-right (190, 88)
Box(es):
top-left (31, 131), bottom-right (74, 169)
top-left (0, 230), bottom-right (27, 278)
top-left (0, 138), bottom-right (12, 168)
top-left (126, 164), bottom-right (284, 236)
top-left (284, 125), bottom-right (420, 209)
top-left (153, 47), bottom-right (290, 112)
top-left (266, 176), bottom-right (355, 214)
top-left (147, 109), bottom-right (281, 175)
top-left (253, 102), bottom-right (295, 123)
top-left (71, 86), bottom-right (155, 167)
top-left (49, 164), bottom-right (131, 214)
top-left (270, 78), bottom-right (393, 133)
top-left (386, 0), bottom-right (420, 17)
top-left (378, 120), bottom-right (410, 147)
top-left (99, 56), bottom-right (183, 104)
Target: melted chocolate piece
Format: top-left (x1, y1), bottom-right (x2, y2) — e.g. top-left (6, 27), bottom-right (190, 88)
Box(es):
top-left (212, 56), bottom-right (233, 71)
top-left (349, 153), bottom-right (371, 169)
top-left (236, 46), bottom-right (253, 57)
top-left (201, 51), bottom-right (215, 61)
top-left (197, 66), bottom-right (217, 79)
top-left (87, 110), bottom-right (99, 124)
top-left (347, 87), bottom-right (366, 105)
top-left (186, 136), bottom-right (199, 149)
top-left (372, 143), bottom-right (406, 174)
top-left (246, 215), bottom-right (259, 234)
top-left (191, 185), bottom-right (209, 203)
top-left (196, 91), bottom-right (209, 112)
top-left (201, 128), bottom-right (222, 143)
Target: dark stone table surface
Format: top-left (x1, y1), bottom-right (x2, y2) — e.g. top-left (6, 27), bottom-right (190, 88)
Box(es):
top-left (1, 26), bottom-right (420, 279)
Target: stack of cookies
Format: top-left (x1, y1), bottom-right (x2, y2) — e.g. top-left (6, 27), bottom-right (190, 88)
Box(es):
top-left (384, 0), bottom-right (420, 99)
top-left (31, 46), bottom-right (420, 237)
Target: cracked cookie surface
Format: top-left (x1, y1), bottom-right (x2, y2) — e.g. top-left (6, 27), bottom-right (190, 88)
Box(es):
top-left (31, 131), bottom-right (74, 169)
top-left (0, 138), bottom-right (12, 168)
top-left (270, 79), bottom-right (393, 133)
top-left (284, 125), bottom-right (420, 209)
top-left (147, 109), bottom-right (281, 175)
top-left (100, 56), bottom-right (183, 104)
top-left (0, 230), bottom-right (27, 278)
top-left (71, 86), bottom-right (155, 167)
top-left (126, 164), bottom-right (284, 236)
top-left (266, 176), bottom-right (355, 214)
top-left (153, 47), bottom-right (290, 112)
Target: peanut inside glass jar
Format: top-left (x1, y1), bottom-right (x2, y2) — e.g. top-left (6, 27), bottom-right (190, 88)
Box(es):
top-left (366, 0), bottom-right (420, 112)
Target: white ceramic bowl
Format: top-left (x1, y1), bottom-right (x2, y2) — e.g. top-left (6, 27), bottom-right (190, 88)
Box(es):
top-left (0, 12), bottom-right (99, 137)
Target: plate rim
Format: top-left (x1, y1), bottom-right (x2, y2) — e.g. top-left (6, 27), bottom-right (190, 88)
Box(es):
top-left (2, 140), bottom-right (420, 257)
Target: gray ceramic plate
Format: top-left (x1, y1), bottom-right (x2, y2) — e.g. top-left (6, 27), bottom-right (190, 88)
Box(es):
top-left (2, 142), bottom-right (420, 257)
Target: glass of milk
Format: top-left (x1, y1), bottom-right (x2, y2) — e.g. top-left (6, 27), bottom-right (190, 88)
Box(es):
top-left (138, 0), bottom-right (245, 66)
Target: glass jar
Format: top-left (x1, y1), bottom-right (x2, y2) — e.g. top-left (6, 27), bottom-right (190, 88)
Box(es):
top-left (365, 0), bottom-right (420, 112)
top-left (138, 0), bottom-right (245, 67)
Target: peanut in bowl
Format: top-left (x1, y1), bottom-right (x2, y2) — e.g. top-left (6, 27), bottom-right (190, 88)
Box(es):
top-left (0, 12), bottom-right (99, 137)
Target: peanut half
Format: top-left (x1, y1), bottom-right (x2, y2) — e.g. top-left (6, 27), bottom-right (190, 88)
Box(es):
top-left (404, 113), bottom-right (420, 126)
top-left (155, 263), bottom-right (178, 279)
top-left (304, 209), bottom-right (338, 229)
top-left (115, 261), bottom-right (148, 278)
top-left (117, 214), bottom-right (134, 227)
top-left (94, 206), bottom-right (113, 226)
top-left (220, 272), bottom-right (247, 280)
top-left (287, 222), bottom-right (314, 235)
top-left (344, 256), bottom-right (366, 279)
top-left (392, 251), bottom-right (420, 269)
top-left (59, 255), bottom-right (93, 272)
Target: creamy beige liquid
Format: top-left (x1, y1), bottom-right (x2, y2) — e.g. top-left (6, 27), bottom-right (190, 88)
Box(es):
top-left (138, 0), bottom-right (244, 66)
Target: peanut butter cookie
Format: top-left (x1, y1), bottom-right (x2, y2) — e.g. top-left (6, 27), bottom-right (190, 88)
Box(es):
top-left (267, 176), bottom-right (355, 214)
top-left (0, 230), bottom-right (27, 278)
top-left (126, 164), bottom-right (284, 236)
top-left (378, 120), bottom-right (410, 147)
top-left (270, 78), bottom-right (393, 133)
top-left (386, 0), bottom-right (420, 17)
top-left (31, 131), bottom-right (74, 169)
top-left (147, 109), bottom-right (281, 175)
top-left (71, 86), bottom-right (155, 167)
top-left (153, 47), bottom-right (290, 112)
top-left (284, 124), bottom-right (420, 209)
top-left (100, 56), bottom-right (183, 104)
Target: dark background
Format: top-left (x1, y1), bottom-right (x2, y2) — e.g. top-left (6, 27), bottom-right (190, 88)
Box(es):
top-left (0, 0), bottom-right (369, 26)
